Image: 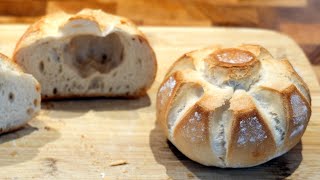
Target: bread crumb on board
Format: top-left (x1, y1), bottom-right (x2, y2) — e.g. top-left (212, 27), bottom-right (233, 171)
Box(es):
top-left (44, 126), bottom-right (52, 131)
top-left (10, 151), bottom-right (18, 157)
top-left (187, 172), bottom-right (194, 178)
top-left (109, 160), bottom-right (128, 166)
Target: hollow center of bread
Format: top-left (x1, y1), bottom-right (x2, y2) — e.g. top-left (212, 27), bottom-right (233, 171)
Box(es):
top-left (213, 49), bottom-right (254, 64)
top-left (65, 32), bottom-right (124, 78)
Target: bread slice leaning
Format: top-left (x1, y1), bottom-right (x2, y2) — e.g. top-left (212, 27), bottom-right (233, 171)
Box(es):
top-left (13, 9), bottom-right (157, 99)
top-left (0, 53), bottom-right (40, 134)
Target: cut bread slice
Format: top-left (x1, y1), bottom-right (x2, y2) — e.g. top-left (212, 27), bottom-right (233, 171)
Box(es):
top-left (13, 9), bottom-right (157, 99)
top-left (0, 53), bottom-right (40, 134)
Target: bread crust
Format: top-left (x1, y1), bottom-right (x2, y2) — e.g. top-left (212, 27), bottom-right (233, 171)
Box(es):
top-left (0, 53), bottom-right (24, 73)
top-left (156, 44), bottom-right (311, 167)
top-left (41, 87), bottom-right (148, 100)
top-left (226, 92), bottom-right (277, 167)
top-left (13, 9), bottom-right (157, 99)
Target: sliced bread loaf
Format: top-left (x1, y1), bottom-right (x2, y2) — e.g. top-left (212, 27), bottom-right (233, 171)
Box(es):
top-left (0, 53), bottom-right (40, 134)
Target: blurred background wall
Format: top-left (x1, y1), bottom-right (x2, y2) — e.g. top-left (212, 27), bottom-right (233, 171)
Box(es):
top-left (0, 0), bottom-right (318, 81)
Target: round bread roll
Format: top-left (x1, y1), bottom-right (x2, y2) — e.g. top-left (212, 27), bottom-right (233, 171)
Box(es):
top-left (0, 53), bottom-right (40, 134)
top-left (13, 9), bottom-right (157, 99)
top-left (156, 44), bottom-right (311, 168)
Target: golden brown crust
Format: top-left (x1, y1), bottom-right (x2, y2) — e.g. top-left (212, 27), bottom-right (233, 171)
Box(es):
top-left (35, 83), bottom-right (41, 92)
top-left (204, 48), bottom-right (261, 83)
top-left (0, 53), bottom-right (24, 72)
top-left (227, 110), bottom-right (277, 167)
top-left (281, 85), bottom-right (311, 150)
top-left (209, 48), bottom-right (257, 67)
top-left (68, 14), bottom-right (97, 22)
top-left (61, 14), bottom-right (104, 31)
top-left (280, 59), bottom-right (311, 102)
top-left (13, 10), bottom-right (149, 56)
top-left (238, 44), bottom-right (262, 57)
top-left (173, 104), bottom-right (218, 166)
top-left (156, 44), bottom-right (311, 167)
top-left (227, 94), bottom-right (276, 167)
top-left (13, 16), bottom-right (48, 61)
top-left (165, 54), bottom-right (196, 78)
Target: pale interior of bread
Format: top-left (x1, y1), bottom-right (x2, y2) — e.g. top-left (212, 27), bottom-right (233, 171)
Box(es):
top-left (16, 29), bottom-right (155, 98)
top-left (209, 102), bottom-right (231, 167)
top-left (0, 62), bottom-right (40, 132)
top-left (251, 89), bottom-right (286, 147)
top-left (287, 73), bottom-right (310, 103)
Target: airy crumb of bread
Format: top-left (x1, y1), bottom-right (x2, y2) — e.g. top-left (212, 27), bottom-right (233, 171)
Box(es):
top-left (13, 9), bottom-right (157, 100)
top-left (0, 53), bottom-right (41, 135)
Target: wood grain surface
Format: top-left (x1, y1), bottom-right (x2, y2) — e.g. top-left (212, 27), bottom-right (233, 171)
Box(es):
top-left (0, 25), bottom-right (319, 179)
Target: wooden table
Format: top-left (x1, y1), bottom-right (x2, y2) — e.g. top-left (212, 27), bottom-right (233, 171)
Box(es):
top-left (0, 25), bottom-right (319, 179)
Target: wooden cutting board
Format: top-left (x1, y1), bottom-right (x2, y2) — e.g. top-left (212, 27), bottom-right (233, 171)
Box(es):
top-left (0, 25), bottom-right (319, 179)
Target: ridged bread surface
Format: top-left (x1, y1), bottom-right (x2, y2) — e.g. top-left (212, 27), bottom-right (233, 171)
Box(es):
top-left (156, 45), bottom-right (311, 168)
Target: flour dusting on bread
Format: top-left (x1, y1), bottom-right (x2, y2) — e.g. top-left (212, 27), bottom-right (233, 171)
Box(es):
top-left (237, 116), bottom-right (267, 146)
top-left (290, 93), bottom-right (308, 138)
top-left (157, 44), bottom-right (311, 168)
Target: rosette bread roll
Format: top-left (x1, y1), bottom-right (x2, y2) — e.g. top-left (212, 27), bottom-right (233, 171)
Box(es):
top-left (157, 45), bottom-right (311, 167)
